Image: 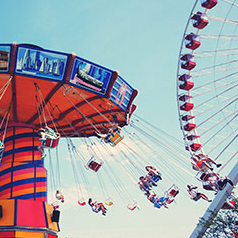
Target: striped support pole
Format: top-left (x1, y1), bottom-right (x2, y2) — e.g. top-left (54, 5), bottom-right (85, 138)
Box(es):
top-left (0, 127), bottom-right (59, 238)
top-left (190, 161), bottom-right (238, 238)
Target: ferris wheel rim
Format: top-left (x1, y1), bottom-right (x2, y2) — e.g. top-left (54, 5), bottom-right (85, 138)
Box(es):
top-left (176, 0), bottom-right (237, 165)
top-left (176, 0), bottom-right (207, 157)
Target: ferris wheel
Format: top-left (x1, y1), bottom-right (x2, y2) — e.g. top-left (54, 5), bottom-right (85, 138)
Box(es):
top-left (177, 0), bottom-right (238, 172)
top-left (177, 1), bottom-right (238, 237)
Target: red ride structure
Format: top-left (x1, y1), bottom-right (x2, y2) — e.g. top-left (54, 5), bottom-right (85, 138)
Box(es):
top-left (0, 43), bottom-right (137, 238)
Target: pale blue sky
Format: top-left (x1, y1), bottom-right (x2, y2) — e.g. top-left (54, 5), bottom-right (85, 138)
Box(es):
top-left (0, 1), bottom-right (229, 237)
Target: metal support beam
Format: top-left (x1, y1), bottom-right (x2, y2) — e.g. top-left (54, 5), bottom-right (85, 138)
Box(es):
top-left (190, 160), bottom-right (238, 238)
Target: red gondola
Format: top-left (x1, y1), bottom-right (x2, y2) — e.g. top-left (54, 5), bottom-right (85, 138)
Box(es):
top-left (179, 81), bottom-right (194, 91)
top-left (181, 115), bottom-right (195, 121)
top-left (186, 143), bottom-right (202, 152)
top-left (185, 33), bottom-right (201, 50)
top-left (178, 74), bottom-right (194, 91)
top-left (201, 0), bottom-right (217, 9)
top-left (179, 94), bottom-right (192, 102)
top-left (184, 123), bottom-right (196, 131)
top-left (180, 102), bottom-right (194, 111)
top-left (179, 74), bottom-right (192, 81)
top-left (187, 134), bottom-right (200, 140)
top-left (191, 12), bottom-right (209, 29)
top-left (180, 54), bottom-right (196, 70)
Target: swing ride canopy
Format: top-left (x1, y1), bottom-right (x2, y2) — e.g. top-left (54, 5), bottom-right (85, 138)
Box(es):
top-left (0, 43), bottom-right (138, 136)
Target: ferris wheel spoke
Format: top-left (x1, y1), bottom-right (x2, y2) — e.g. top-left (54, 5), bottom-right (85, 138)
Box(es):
top-left (193, 69), bottom-right (238, 83)
top-left (217, 151), bottom-right (238, 173)
top-left (197, 109), bottom-right (238, 136)
top-left (192, 80), bottom-right (238, 99)
top-left (200, 34), bottom-right (238, 41)
top-left (204, 128), bottom-right (238, 156)
top-left (192, 65), bottom-right (238, 78)
top-left (194, 91), bottom-right (238, 117)
top-left (192, 59), bottom-right (238, 75)
top-left (196, 112), bottom-right (238, 157)
top-left (208, 15), bottom-right (238, 25)
top-left (196, 98), bottom-right (237, 132)
top-left (192, 87), bottom-right (238, 117)
top-left (197, 120), bottom-right (237, 162)
top-left (214, 133), bottom-right (238, 160)
top-left (195, 48), bottom-right (238, 58)
top-left (221, 0), bottom-right (238, 8)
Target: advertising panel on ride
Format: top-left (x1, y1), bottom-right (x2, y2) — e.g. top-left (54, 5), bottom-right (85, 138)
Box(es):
top-left (110, 75), bottom-right (134, 111)
top-left (0, 45), bottom-right (11, 73)
top-left (15, 45), bottom-right (68, 82)
top-left (69, 57), bottom-right (113, 96)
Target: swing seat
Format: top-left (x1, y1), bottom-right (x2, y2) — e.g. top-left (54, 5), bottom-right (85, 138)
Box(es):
top-left (169, 189), bottom-right (179, 197)
top-left (149, 173), bottom-right (160, 183)
top-left (200, 172), bottom-right (219, 182)
top-left (166, 199), bottom-right (174, 204)
top-left (165, 185), bottom-right (179, 202)
top-left (203, 184), bottom-right (215, 191)
top-left (154, 202), bottom-right (162, 208)
top-left (105, 201), bottom-right (113, 206)
top-left (195, 171), bottom-right (206, 181)
top-left (41, 133), bottom-right (60, 148)
top-left (200, 172), bottom-right (212, 181)
top-left (106, 131), bottom-right (124, 146)
top-left (154, 197), bottom-right (167, 208)
top-left (222, 201), bottom-right (236, 210)
top-left (0, 145), bottom-right (5, 162)
top-left (78, 200), bottom-right (86, 206)
top-left (127, 202), bottom-right (137, 211)
top-left (86, 157), bottom-right (103, 172)
top-left (105, 198), bottom-right (113, 206)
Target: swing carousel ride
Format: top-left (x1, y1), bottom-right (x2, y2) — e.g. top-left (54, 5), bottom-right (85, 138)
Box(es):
top-left (0, 43), bottom-right (186, 238)
top-left (177, 0), bottom-right (238, 236)
top-left (0, 42), bottom-right (139, 237)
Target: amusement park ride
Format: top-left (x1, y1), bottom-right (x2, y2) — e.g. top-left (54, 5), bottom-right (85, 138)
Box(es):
top-left (177, 0), bottom-right (238, 236)
top-left (0, 43), bottom-right (137, 237)
top-left (0, 0), bottom-right (238, 238)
